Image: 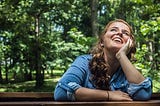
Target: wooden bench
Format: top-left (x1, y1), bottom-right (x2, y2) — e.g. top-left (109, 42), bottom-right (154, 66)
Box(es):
top-left (0, 92), bottom-right (160, 106)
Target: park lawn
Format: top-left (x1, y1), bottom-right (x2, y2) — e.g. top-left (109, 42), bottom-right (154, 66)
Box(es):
top-left (0, 70), bottom-right (63, 92)
top-left (0, 77), bottom-right (60, 92)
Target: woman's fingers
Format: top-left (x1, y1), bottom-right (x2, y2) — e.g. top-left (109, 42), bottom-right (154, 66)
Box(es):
top-left (125, 38), bottom-right (132, 54)
top-left (121, 92), bottom-right (132, 101)
top-left (110, 91), bottom-right (132, 101)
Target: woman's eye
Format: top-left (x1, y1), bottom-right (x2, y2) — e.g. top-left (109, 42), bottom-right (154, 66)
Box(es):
top-left (122, 30), bottom-right (130, 36)
top-left (110, 29), bottom-right (117, 32)
top-left (124, 32), bottom-right (130, 36)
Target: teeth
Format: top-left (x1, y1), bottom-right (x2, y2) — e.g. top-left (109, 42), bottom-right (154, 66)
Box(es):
top-left (113, 38), bottom-right (122, 43)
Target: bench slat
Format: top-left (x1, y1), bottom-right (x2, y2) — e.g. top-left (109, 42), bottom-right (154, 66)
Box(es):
top-left (0, 92), bottom-right (53, 98)
top-left (0, 92), bottom-right (159, 99)
top-left (0, 101), bottom-right (160, 106)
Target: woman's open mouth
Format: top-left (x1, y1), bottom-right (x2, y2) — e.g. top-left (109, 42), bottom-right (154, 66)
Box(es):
top-left (112, 37), bottom-right (123, 44)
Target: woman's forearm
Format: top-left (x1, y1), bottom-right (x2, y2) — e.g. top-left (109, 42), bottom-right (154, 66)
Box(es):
top-left (75, 87), bottom-right (108, 101)
top-left (116, 52), bottom-right (145, 84)
top-left (75, 87), bottom-right (132, 101)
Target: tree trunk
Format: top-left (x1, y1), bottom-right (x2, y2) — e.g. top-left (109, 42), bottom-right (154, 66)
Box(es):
top-left (35, 15), bottom-right (44, 87)
top-left (153, 34), bottom-right (159, 70)
top-left (117, 0), bottom-right (126, 20)
top-left (24, 69), bottom-right (32, 81)
top-left (0, 62), bottom-right (3, 83)
top-left (5, 59), bottom-right (8, 83)
top-left (91, 0), bottom-right (98, 36)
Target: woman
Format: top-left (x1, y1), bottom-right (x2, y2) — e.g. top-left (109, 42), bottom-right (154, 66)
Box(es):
top-left (54, 19), bottom-right (152, 101)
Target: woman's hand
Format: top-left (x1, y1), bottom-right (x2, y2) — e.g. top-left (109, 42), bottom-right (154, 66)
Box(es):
top-left (116, 38), bottom-right (132, 59)
top-left (108, 91), bottom-right (132, 101)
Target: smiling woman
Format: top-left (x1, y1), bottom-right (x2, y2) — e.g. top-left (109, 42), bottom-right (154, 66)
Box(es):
top-left (54, 19), bottom-right (152, 101)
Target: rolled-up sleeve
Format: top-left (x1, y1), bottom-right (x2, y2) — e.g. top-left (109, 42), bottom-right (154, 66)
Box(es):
top-left (54, 55), bottom-right (91, 101)
top-left (127, 77), bottom-right (152, 100)
top-left (57, 82), bottom-right (81, 101)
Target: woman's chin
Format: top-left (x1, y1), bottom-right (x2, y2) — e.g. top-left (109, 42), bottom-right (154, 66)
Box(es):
top-left (111, 46), bottom-right (122, 54)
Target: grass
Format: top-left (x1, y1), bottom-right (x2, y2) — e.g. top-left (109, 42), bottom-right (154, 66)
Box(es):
top-left (0, 70), bottom-right (63, 92)
top-left (0, 78), bottom-right (60, 92)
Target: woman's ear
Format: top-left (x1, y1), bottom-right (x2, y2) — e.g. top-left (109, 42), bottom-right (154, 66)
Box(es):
top-left (100, 39), bottom-right (104, 47)
top-left (100, 43), bottom-right (104, 47)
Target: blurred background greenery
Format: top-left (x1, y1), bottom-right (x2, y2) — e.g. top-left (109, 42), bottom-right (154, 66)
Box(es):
top-left (0, 0), bottom-right (159, 93)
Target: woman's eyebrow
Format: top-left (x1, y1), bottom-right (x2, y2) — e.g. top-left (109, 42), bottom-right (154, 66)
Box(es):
top-left (122, 29), bottom-right (130, 34)
top-left (110, 26), bottom-right (118, 29)
top-left (111, 26), bottom-right (130, 33)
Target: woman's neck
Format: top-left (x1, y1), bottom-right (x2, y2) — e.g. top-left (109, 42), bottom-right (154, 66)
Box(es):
top-left (104, 51), bottom-right (120, 76)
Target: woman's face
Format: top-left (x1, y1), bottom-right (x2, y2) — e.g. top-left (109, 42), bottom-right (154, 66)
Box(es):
top-left (102, 22), bottom-right (131, 54)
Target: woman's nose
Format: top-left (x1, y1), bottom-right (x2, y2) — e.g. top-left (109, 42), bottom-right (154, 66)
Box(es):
top-left (117, 31), bottom-right (123, 37)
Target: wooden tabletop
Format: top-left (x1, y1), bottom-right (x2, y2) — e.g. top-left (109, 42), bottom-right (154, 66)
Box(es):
top-left (0, 92), bottom-right (159, 106)
top-left (0, 100), bottom-right (160, 106)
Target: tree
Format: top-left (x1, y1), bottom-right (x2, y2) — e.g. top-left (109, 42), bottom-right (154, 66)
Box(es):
top-left (91, 0), bottom-right (98, 36)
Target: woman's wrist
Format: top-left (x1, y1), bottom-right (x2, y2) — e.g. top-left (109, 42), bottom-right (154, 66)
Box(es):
top-left (116, 52), bottom-right (126, 60)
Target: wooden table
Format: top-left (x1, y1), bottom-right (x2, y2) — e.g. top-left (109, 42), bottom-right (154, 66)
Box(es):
top-left (0, 92), bottom-right (159, 106)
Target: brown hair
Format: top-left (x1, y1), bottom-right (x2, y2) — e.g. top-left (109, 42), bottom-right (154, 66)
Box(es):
top-left (89, 19), bottom-right (136, 90)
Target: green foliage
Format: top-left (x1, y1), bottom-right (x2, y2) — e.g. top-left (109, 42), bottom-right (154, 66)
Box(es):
top-left (140, 19), bottom-right (160, 37)
top-left (48, 28), bottom-right (95, 71)
top-left (134, 44), bottom-right (160, 92)
top-left (134, 44), bottom-right (152, 77)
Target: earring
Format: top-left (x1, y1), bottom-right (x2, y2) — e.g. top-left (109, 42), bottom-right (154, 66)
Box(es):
top-left (100, 43), bottom-right (104, 47)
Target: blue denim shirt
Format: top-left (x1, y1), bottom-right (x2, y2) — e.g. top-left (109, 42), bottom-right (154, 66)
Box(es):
top-left (54, 55), bottom-right (152, 101)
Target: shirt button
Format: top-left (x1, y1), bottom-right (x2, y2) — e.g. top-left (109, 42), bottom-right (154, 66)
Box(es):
top-left (59, 83), bottom-right (61, 85)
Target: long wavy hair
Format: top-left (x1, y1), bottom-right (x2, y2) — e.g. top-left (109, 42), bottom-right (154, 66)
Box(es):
top-left (89, 19), bottom-right (136, 90)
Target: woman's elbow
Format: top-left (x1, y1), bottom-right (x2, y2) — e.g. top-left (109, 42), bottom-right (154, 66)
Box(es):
top-left (132, 89), bottom-right (152, 100)
top-left (54, 87), bottom-right (68, 101)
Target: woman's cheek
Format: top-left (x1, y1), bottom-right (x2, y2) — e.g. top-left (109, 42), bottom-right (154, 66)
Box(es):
top-left (124, 36), bottom-right (130, 43)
